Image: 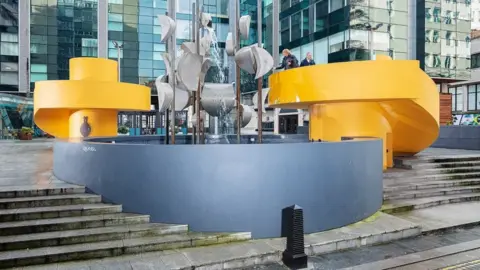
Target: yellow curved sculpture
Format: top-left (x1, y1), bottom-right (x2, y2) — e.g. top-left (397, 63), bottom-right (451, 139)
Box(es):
top-left (268, 56), bottom-right (439, 169)
top-left (34, 58), bottom-right (150, 138)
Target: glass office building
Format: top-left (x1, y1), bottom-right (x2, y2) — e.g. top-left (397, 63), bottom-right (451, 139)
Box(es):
top-left (0, 0), bottom-right (232, 97)
top-left (0, 0), bottom-right (19, 93)
top-left (278, 0), bottom-right (470, 82)
top-left (0, 0), bottom-right (233, 133)
top-left (30, 0), bottom-right (98, 88)
top-left (277, 0), bottom-right (408, 64)
top-left (419, 0), bottom-right (471, 80)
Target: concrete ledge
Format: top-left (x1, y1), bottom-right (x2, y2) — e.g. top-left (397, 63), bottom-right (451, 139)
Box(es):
top-left (53, 137), bottom-right (383, 238)
top-left (19, 212), bottom-right (421, 270)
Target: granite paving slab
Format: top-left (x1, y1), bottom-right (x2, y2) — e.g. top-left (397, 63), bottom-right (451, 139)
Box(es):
top-left (394, 201), bottom-right (480, 233)
top-left (342, 239), bottom-right (480, 270)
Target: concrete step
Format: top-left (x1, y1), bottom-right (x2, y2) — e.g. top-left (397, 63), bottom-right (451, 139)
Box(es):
top-left (0, 194), bottom-right (101, 209)
top-left (384, 166), bottom-right (480, 179)
top-left (397, 155), bottom-right (480, 168)
top-left (0, 232), bottom-right (251, 269)
top-left (0, 184), bottom-right (85, 199)
top-left (383, 185), bottom-right (480, 200)
top-left (9, 212), bottom-right (419, 270)
top-left (0, 223), bottom-right (188, 251)
top-left (384, 178), bottom-right (480, 193)
top-left (412, 160), bottom-right (480, 170)
top-left (0, 213), bottom-right (150, 236)
top-left (382, 192), bottom-right (480, 214)
top-left (0, 204), bottom-right (122, 222)
top-left (404, 171), bottom-right (480, 181)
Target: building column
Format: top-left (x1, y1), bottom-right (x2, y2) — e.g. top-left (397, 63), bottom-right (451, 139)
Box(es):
top-left (274, 108), bottom-right (280, 134)
top-left (272, 0), bottom-right (280, 134)
top-left (298, 109), bottom-right (304, 127)
top-left (228, 0), bottom-right (238, 84)
top-left (97, 0), bottom-right (108, 58)
top-left (407, 0), bottom-right (417, 60)
top-left (18, 0), bottom-right (30, 94)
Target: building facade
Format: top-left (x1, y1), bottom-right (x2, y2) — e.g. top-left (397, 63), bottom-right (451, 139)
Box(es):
top-left (472, 0), bottom-right (480, 30)
top-left (0, 0), bottom-right (236, 134)
top-left (417, 0), bottom-right (471, 83)
top-left (276, 0), bottom-right (408, 65)
top-left (0, 0), bottom-right (232, 97)
top-left (277, 0), bottom-right (471, 83)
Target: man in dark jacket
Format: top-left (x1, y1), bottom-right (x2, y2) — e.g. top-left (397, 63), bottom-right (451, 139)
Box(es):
top-left (300, 52), bottom-right (315, 67)
top-left (276, 49), bottom-right (299, 70)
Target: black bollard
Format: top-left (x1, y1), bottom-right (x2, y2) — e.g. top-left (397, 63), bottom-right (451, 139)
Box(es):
top-left (281, 205), bottom-right (308, 269)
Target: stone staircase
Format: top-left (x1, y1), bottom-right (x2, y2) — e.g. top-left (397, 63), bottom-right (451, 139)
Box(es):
top-left (0, 184), bottom-right (250, 269)
top-left (382, 156), bottom-right (480, 214)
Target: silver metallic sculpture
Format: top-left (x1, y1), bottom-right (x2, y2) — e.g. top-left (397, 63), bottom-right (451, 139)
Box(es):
top-left (202, 83), bottom-right (235, 117)
top-left (252, 88), bottom-right (270, 115)
top-left (227, 12), bottom-right (275, 136)
top-left (156, 4), bottom-right (274, 141)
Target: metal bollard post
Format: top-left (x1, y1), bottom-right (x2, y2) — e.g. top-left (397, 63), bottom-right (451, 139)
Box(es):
top-left (281, 205), bottom-right (308, 269)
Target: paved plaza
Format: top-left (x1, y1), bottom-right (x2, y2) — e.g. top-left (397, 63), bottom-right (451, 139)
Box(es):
top-left (3, 141), bottom-right (480, 269)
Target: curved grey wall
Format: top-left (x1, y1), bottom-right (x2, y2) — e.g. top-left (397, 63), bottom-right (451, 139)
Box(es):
top-left (53, 139), bottom-right (383, 238)
top-left (432, 126), bottom-right (480, 150)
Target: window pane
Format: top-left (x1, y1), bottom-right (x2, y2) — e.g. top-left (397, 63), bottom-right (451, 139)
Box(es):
top-left (302, 9), bottom-right (310, 37)
top-left (2, 42), bottom-right (19, 55)
top-left (108, 22), bottom-right (123, 31)
top-left (330, 0), bottom-right (343, 12)
top-left (0, 62), bottom-right (18, 72)
top-left (457, 88), bottom-right (463, 111)
top-left (468, 85), bottom-right (476, 111)
top-left (291, 12), bottom-right (301, 41)
top-left (30, 73), bottom-right (48, 83)
top-left (1, 72), bottom-right (18, 85)
top-left (108, 48), bottom-right (123, 58)
top-left (82, 47), bottom-right (98, 57)
top-left (81, 38), bottom-right (98, 47)
top-left (108, 13), bottom-right (123, 22)
top-left (31, 64), bottom-right (47, 73)
top-left (314, 37), bottom-right (328, 64)
top-left (329, 31), bottom-right (345, 53)
top-left (140, 42), bottom-right (153, 51)
top-left (154, 43), bottom-right (165, 52)
top-left (1, 33), bottom-right (18, 42)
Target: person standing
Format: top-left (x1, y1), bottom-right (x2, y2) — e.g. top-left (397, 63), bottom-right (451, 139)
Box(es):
top-left (300, 52), bottom-right (315, 67)
top-left (276, 49), bottom-right (299, 70)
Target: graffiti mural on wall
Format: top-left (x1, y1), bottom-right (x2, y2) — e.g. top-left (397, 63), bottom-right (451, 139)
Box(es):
top-left (453, 114), bottom-right (480, 125)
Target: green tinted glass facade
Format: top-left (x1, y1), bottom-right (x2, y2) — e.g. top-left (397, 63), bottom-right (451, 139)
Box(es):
top-left (277, 0), bottom-right (408, 64)
top-left (107, 0), bottom-right (167, 86)
top-left (30, 0), bottom-right (98, 90)
top-left (0, 0), bottom-right (19, 93)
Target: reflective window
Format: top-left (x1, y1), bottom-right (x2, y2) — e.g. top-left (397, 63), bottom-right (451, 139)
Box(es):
top-left (449, 87), bottom-right (464, 112)
top-left (109, 22), bottom-right (123, 31)
top-left (468, 85), bottom-right (477, 111)
top-left (30, 0), bottom-right (98, 89)
top-left (291, 12), bottom-right (301, 41)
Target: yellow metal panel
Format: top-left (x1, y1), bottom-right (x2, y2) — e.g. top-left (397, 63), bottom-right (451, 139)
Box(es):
top-left (34, 57), bottom-right (151, 139)
top-left (268, 57), bottom-right (439, 168)
top-left (69, 57), bottom-right (118, 82)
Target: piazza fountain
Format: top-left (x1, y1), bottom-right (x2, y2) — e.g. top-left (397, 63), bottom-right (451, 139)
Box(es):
top-left (33, 2), bottom-right (438, 238)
